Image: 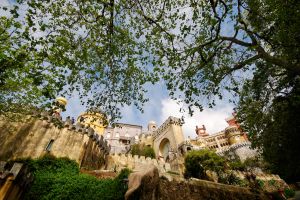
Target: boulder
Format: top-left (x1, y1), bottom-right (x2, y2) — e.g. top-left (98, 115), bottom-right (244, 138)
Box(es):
top-left (125, 164), bottom-right (159, 200)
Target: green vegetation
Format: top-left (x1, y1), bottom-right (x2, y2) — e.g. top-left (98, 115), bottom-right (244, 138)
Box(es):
top-left (130, 144), bottom-right (156, 159)
top-left (20, 155), bottom-right (129, 200)
top-left (284, 188), bottom-right (295, 198)
top-left (218, 172), bottom-right (247, 187)
top-left (184, 149), bottom-right (225, 179)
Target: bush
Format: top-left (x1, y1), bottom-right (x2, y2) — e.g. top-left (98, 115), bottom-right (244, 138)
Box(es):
top-left (284, 188), bottom-right (295, 198)
top-left (229, 160), bottom-right (246, 171)
top-left (22, 155), bottom-right (130, 200)
top-left (184, 149), bottom-right (225, 179)
top-left (130, 144), bottom-right (155, 159)
top-left (218, 172), bottom-right (246, 186)
top-left (116, 168), bottom-right (132, 181)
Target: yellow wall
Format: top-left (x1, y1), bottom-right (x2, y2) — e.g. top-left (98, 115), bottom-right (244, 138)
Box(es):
top-left (77, 112), bottom-right (107, 136)
top-left (0, 116), bottom-right (106, 169)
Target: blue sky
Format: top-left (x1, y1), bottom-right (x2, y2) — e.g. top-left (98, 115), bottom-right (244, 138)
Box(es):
top-left (61, 81), bottom-right (234, 138)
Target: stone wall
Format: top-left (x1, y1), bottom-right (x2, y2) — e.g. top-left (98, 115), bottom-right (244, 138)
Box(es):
top-left (152, 117), bottom-right (185, 159)
top-left (158, 177), bottom-right (269, 200)
top-left (217, 141), bottom-right (257, 161)
top-left (107, 153), bottom-right (172, 173)
top-left (0, 114), bottom-right (109, 169)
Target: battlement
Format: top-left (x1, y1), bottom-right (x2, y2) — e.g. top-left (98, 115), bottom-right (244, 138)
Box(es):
top-left (37, 112), bottom-right (110, 154)
top-left (108, 153), bottom-right (171, 173)
top-left (153, 116), bottom-right (183, 140)
top-left (216, 141), bottom-right (252, 155)
top-left (0, 113), bottom-right (109, 169)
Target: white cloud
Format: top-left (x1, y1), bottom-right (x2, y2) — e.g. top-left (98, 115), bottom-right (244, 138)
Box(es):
top-left (160, 98), bottom-right (233, 138)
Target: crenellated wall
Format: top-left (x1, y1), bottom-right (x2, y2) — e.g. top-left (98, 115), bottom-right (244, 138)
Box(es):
top-left (0, 114), bottom-right (110, 170)
top-left (216, 141), bottom-right (257, 161)
top-left (107, 153), bottom-right (172, 173)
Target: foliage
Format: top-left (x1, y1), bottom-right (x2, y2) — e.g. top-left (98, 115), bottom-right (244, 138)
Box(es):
top-left (184, 149), bottom-right (225, 179)
top-left (21, 155), bottom-right (129, 200)
top-left (228, 160), bottom-right (246, 171)
top-left (257, 179), bottom-right (264, 189)
top-left (0, 0), bottom-right (155, 121)
top-left (218, 172), bottom-right (246, 187)
top-left (284, 188), bottom-right (295, 198)
top-left (116, 168), bottom-right (132, 181)
top-left (130, 144), bottom-right (155, 159)
top-left (238, 79), bottom-right (300, 182)
top-left (1, 0), bottom-right (297, 117)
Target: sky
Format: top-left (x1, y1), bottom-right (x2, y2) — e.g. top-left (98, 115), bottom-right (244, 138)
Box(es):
top-left (1, 0), bottom-right (235, 138)
top-left (61, 81), bottom-right (234, 139)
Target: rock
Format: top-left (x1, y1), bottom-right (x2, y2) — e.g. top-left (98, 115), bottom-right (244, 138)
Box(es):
top-left (125, 164), bottom-right (159, 200)
top-left (205, 170), bottom-right (218, 183)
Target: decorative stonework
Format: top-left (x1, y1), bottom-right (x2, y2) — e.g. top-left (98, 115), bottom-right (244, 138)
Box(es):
top-left (153, 116), bottom-right (183, 140)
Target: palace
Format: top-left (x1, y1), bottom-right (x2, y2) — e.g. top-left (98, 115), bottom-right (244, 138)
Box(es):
top-left (0, 97), bottom-right (256, 171)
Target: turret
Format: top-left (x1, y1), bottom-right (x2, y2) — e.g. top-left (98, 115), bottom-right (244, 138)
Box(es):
top-left (77, 109), bottom-right (107, 136)
top-left (224, 113), bottom-right (247, 144)
top-left (195, 125), bottom-right (209, 137)
top-left (51, 97), bottom-right (67, 118)
top-left (147, 121), bottom-right (157, 132)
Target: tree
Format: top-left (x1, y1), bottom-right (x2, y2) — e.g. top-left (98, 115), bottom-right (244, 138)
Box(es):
top-left (1, 0), bottom-right (155, 121)
top-left (184, 149), bottom-right (225, 179)
top-left (238, 79), bottom-right (300, 182)
top-left (4, 0), bottom-right (298, 116)
top-left (0, 11), bottom-right (64, 116)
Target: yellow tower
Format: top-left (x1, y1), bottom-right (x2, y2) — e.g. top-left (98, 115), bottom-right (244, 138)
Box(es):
top-left (225, 126), bottom-right (247, 145)
top-left (52, 97), bottom-right (68, 114)
top-left (77, 110), bottom-right (107, 136)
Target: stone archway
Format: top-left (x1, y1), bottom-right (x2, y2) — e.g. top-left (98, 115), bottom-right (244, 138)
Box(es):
top-left (159, 138), bottom-right (170, 160)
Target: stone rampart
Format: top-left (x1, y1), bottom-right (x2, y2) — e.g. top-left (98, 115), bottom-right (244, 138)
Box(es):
top-left (0, 113), bottom-right (110, 169)
top-left (216, 141), bottom-right (257, 161)
top-left (107, 153), bottom-right (171, 173)
top-left (233, 170), bottom-right (282, 181)
top-left (157, 177), bottom-right (269, 200)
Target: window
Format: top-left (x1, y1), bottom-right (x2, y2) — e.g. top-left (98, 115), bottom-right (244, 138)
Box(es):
top-left (45, 139), bottom-right (54, 151)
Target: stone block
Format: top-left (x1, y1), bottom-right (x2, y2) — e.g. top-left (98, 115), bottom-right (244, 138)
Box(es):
top-left (0, 161), bottom-right (7, 172)
top-left (10, 163), bottom-right (23, 178)
top-left (164, 163), bottom-right (171, 171)
top-left (152, 159), bottom-right (158, 166)
top-left (64, 118), bottom-right (72, 127)
top-left (134, 155), bottom-right (139, 162)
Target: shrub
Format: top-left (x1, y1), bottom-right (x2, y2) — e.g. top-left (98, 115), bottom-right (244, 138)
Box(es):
top-left (284, 188), bottom-right (295, 198)
top-left (117, 168), bottom-right (132, 181)
top-left (218, 172), bottom-right (245, 186)
top-left (184, 149), bottom-right (225, 179)
top-left (22, 155), bottom-right (130, 200)
top-left (228, 160), bottom-right (246, 171)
